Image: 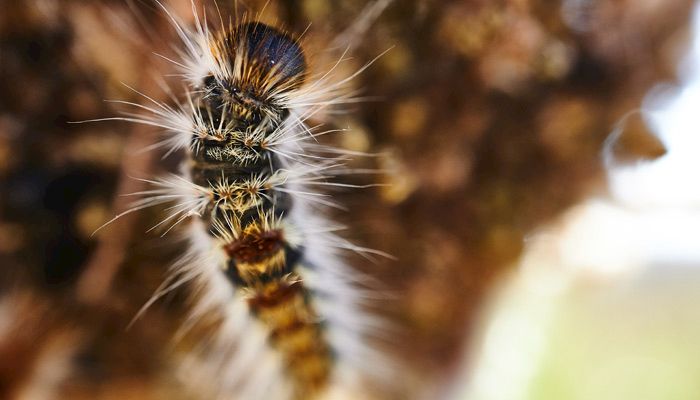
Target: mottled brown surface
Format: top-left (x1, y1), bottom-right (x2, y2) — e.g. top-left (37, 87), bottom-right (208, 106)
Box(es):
top-left (0, 0), bottom-right (693, 398)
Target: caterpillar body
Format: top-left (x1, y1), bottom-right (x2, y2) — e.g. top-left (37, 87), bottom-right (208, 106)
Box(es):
top-left (189, 21), bottom-right (332, 397)
top-left (111, 3), bottom-right (390, 399)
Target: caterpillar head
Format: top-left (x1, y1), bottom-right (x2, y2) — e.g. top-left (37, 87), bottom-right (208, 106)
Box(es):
top-left (203, 22), bottom-right (307, 130)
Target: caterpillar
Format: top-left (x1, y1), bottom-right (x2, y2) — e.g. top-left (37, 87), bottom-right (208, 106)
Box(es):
top-left (96, 2), bottom-right (392, 399)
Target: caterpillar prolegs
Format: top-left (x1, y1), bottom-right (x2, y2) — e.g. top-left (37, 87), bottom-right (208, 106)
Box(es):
top-left (114, 3), bottom-right (390, 399)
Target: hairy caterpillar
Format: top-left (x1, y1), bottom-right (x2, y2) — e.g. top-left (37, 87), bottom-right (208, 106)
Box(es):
top-left (94, 2), bottom-right (392, 399)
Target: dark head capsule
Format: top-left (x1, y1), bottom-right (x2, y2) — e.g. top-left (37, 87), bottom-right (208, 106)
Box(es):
top-left (200, 23), bottom-right (307, 129)
top-left (236, 22), bottom-right (307, 89)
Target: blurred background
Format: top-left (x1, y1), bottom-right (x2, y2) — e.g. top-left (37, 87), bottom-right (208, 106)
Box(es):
top-left (0, 0), bottom-right (699, 399)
